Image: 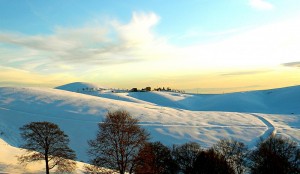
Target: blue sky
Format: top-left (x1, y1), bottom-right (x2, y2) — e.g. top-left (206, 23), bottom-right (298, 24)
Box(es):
top-left (2, 0), bottom-right (299, 41)
top-left (1, 0), bottom-right (300, 93)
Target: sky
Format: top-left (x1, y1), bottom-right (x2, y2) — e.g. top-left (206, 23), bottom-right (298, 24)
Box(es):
top-left (0, 0), bottom-right (300, 93)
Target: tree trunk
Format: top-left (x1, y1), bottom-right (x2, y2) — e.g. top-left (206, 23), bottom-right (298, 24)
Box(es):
top-left (45, 154), bottom-right (50, 174)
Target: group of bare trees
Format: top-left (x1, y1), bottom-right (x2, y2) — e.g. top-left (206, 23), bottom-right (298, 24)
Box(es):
top-left (18, 110), bottom-right (300, 174)
top-left (17, 110), bottom-right (149, 174)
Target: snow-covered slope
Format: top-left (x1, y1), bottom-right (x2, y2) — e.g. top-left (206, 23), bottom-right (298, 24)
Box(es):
top-left (58, 83), bottom-right (300, 114)
top-left (0, 83), bottom-right (299, 173)
top-left (0, 138), bottom-right (88, 173)
top-left (188, 86), bottom-right (300, 114)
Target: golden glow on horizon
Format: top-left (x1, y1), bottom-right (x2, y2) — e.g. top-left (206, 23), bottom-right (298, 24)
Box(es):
top-left (0, 67), bottom-right (79, 87)
top-left (79, 65), bottom-right (300, 93)
top-left (1, 64), bottom-right (299, 94)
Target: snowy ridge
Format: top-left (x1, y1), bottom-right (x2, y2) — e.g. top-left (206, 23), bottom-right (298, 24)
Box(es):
top-left (0, 83), bottom-right (299, 173)
top-left (56, 82), bottom-right (107, 92)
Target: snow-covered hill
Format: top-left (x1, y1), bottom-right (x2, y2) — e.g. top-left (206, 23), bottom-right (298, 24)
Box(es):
top-left (58, 82), bottom-right (300, 114)
top-left (56, 82), bottom-right (107, 92)
top-left (0, 83), bottom-right (299, 173)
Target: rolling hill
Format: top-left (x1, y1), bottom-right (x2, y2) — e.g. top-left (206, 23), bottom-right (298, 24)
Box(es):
top-left (0, 82), bottom-right (299, 173)
top-left (57, 82), bottom-right (300, 114)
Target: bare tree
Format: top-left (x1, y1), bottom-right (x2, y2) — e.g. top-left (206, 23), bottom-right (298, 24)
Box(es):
top-left (88, 110), bottom-right (149, 174)
top-left (172, 142), bottom-right (201, 174)
top-left (83, 164), bottom-right (118, 174)
top-left (248, 135), bottom-right (300, 174)
top-left (18, 121), bottom-right (76, 174)
top-left (192, 149), bottom-right (235, 174)
top-left (134, 141), bottom-right (178, 174)
top-left (213, 139), bottom-right (248, 174)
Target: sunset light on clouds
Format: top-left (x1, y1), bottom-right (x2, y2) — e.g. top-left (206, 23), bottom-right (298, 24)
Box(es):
top-left (1, 0), bottom-right (300, 93)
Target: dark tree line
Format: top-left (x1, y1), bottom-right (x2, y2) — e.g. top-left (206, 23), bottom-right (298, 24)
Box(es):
top-left (86, 110), bottom-right (300, 174)
top-left (153, 87), bottom-right (185, 93)
top-left (133, 137), bottom-right (299, 174)
top-left (17, 110), bottom-right (300, 174)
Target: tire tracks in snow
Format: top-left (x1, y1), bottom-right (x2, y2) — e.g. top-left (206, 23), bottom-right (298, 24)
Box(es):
top-left (138, 122), bottom-right (266, 128)
top-left (248, 113), bottom-right (276, 148)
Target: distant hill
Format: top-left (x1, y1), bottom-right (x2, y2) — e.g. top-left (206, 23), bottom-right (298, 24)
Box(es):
top-left (56, 82), bottom-right (107, 92)
top-left (57, 82), bottom-right (300, 114)
top-left (180, 85), bottom-right (300, 114)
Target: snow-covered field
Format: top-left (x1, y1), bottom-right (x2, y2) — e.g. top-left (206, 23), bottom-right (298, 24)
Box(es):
top-left (0, 82), bottom-right (299, 173)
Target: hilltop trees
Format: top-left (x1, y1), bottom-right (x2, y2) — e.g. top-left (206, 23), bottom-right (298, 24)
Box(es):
top-left (87, 110), bottom-right (149, 174)
top-left (18, 121), bottom-right (76, 174)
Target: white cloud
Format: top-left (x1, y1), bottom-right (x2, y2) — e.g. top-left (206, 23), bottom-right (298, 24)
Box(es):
top-left (0, 12), bottom-right (172, 71)
top-left (249, 0), bottom-right (274, 10)
top-left (115, 12), bottom-right (160, 44)
top-left (1, 13), bottom-right (299, 72)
